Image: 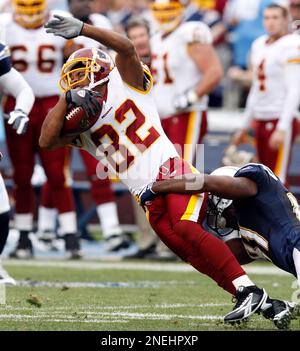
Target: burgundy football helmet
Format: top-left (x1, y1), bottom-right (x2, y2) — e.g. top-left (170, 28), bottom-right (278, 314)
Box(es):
top-left (59, 48), bottom-right (114, 93)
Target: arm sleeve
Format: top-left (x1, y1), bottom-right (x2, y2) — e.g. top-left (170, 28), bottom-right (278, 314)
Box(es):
top-left (234, 163), bottom-right (278, 189)
top-left (276, 62), bottom-right (300, 131)
top-left (277, 37), bottom-right (300, 130)
top-left (0, 43), bottom-right (11, 76)
top-left (0, 68), bottom-right (35, 114)
top-left (183, 21), bottom-right (213, 45)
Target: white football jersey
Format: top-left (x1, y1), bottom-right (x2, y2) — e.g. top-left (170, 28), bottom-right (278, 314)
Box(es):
top-left (0, 10), bottom-right (69, 97)
top-left (151, 21), bottom-right (212, 119)
top-left (248, 34), bottom-right (300, 120)
top-left (73, 14), bottom-right (113, 49)
top-left (73, 67), bottom-right (179, 195)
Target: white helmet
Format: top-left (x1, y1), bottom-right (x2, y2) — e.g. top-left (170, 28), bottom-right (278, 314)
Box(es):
top-left (207, 166), bottom-right (239, 236)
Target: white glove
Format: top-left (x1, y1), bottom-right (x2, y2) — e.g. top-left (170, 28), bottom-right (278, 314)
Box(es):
top-left (44, 14), bottom-right (84, 39)
top-left (173, 90), bottom-right (198, 111)
top-left (222, 145), bottom-right (254, 167)
top-left (0, 151), bottom-right (3, 161)
top-left (8, 109), bottom-right (29, 135)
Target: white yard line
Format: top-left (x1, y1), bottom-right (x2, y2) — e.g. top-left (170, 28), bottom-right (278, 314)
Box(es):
top-left (0, 314), bottom-right (127, 323)
top-left (16, 280), bottom-right (199, 288)
top-left (1, 303), bottom-right (230, 311)
top-left (89, 312), bottom-right (223, 320)
top-left (3, 259), bottom-right (291, 276)
top-left (0, 312), bottom-right (223, 322)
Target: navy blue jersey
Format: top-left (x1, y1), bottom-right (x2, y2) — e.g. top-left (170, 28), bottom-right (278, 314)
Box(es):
top-left (0, 42), bottom-right (12, 77)
top-left (234, 163), bottom-right (300, 276)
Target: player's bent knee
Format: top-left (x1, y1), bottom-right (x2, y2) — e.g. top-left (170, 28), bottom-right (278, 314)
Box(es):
top-left (14, 172), bottom-right (32, 187)
top-left (173, 220), bottom-right (207, 245)
top-left (46, 175), bottom-right (69, 189)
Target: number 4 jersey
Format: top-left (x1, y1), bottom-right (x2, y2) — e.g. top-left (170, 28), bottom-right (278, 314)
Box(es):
top-left (245, 33), bottom-right (300, 129)
top-left (0, 11), bottom-right (69, 97)
top-left (72, 67), bottom-right (179, 196)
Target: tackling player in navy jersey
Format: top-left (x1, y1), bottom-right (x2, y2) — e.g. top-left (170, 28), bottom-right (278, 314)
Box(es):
top-left (139, 163), bottom-right (300, 329)
top-left (0, 42), bottom-right (34, 284)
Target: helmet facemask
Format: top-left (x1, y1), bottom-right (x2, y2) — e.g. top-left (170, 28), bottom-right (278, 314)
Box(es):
top-left (13, 0), bottom-right (47, 29)
top-left (59, 49), bottom-right (113, 93)
top-left (206, 195), bottom-right (239, 237)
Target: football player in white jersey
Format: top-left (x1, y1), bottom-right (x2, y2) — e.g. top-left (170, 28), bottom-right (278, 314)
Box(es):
top-left (0, 42), bottom-right (34, 284)
top-left (0, 0), bottom-right (81, 259)
top-left (231, 4), bottom-right (300, 185)
top-left (40, 15), bottom-right (275, 324)
top-left (149, 0), bottom-right (223, 165)
top-left (38, 0), bottom-right (131, 252)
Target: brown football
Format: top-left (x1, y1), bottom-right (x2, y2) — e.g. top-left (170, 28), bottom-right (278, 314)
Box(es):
top-left (61, 104), bottom-right (100, 136)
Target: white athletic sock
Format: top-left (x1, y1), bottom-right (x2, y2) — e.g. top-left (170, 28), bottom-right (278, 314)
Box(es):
top-left (232, 275), bottom-right (255, 290)
top-left (58, 212), bottom-right (77, 235)
top-left (293, 247), bottom-right (300, 288)
top-left (38, 207), bottom-right (58, 232)
top-left (14, 213), bottom-right (33, 231)
top-left (96, 202), bottom-right (122, 238)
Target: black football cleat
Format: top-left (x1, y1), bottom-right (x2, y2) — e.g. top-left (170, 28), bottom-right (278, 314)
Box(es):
top-left (64, 233), bottom-right (83, 260)
top-left (224, 285), bottom-right (268, 325)
top-left (123, 243), bottom-right (157, 259)
top-left (9, 236), bottom-right (34, 259)
top-left (104, 234), bottom-right (133, 252)
top-left (261, 299), bottom-right (299, 330)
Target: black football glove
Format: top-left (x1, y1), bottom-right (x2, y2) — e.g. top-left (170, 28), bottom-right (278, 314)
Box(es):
top-left (65, 88), bottom-right (102, 117)
top-left (137, 183), bottom-right (157, 207)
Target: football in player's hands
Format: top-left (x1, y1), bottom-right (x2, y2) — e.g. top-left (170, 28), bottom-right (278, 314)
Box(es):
top-left (61, 88), bottom-right (103, 136)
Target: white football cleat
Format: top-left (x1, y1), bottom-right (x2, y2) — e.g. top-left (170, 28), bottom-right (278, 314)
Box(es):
top-left (0, 263), bottom-right (16, 286)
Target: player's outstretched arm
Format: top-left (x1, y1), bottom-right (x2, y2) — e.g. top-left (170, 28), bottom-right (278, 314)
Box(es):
top-left (44, 15), bottom-right (144, 90)
top-left (39, 96), bottom-right (74, 150)
top-left (151, 174), bottom-right (258, 200)
top-left (0, 68), bottom-right (35, 135)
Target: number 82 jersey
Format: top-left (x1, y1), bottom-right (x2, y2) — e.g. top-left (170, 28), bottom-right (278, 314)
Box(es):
top-left (74, 67), bottom-right (179, 196)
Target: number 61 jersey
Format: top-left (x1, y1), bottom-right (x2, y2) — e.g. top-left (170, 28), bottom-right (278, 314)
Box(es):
top-left (73, 67), bottom-right (179, 196)
top-left (151, 21), bottom-right (213, 119)
top-left (0, 11), bottom-right (68, 97)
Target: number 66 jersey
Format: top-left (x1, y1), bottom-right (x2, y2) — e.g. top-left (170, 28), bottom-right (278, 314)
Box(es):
top-left (0, 11), bottom-right (68, 97)
top-left (73, 67), bottom-right (179, 196)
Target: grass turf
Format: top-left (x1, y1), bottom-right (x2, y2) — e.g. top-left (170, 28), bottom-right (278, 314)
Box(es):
top-left (0, 260), bottom-right (299, 331)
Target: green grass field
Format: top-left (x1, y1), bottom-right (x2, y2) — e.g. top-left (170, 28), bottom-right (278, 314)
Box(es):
top-left (0, 259), bottom-right (300, 331)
